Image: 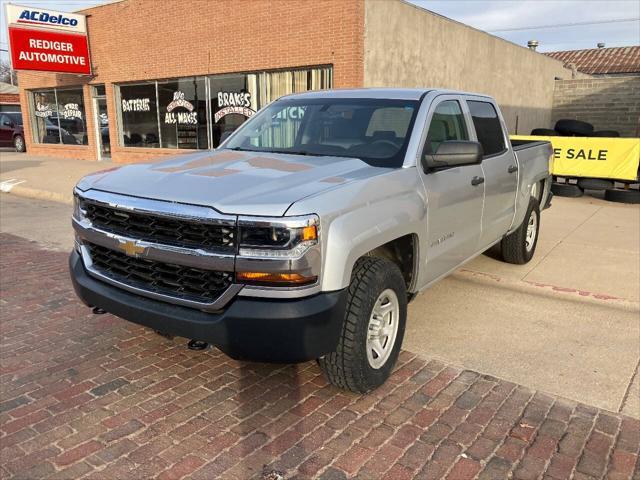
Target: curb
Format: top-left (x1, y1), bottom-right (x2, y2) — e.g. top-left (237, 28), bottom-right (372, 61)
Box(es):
top-left (0, 183), bottom-right (73, 205)
top-left (454, 268), bottom-right (640, 313)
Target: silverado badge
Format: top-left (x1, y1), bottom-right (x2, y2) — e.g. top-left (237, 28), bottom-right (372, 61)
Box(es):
top-left (118, 239), bottom-right (145, 257)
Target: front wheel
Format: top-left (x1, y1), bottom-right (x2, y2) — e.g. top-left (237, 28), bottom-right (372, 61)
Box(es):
top-left (501, 198), bottom-right (540, 264)
top-left (318, 257), bottom-right (407, 393)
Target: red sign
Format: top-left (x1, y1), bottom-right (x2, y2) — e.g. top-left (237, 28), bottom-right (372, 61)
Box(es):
top-left (8, 27), bottom-right (91, 75)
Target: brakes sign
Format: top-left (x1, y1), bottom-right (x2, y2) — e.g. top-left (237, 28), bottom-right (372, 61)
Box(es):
top-left (6, 4), bottom-right (90, 75)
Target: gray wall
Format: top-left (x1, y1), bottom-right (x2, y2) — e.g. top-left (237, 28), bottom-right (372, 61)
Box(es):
top-left (552, 77), bottom-right (640, 137)
top-left (363, 0), bottom-right (584, 135)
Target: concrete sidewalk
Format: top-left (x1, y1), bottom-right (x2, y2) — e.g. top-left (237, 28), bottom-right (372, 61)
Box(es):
top-left (0, 149), bottom-right (116, 204)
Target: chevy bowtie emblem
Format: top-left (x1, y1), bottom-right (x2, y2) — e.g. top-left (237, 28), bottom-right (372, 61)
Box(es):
top-left (118, 240), bottom-right (145, 257)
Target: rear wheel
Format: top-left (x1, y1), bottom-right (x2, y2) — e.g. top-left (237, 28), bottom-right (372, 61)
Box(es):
top-left (501, 198), bottom-right (540, 264)
top-left (318, 257), bottom-right (407, 393)
top-left (13, 135), bottom-right (25, 153)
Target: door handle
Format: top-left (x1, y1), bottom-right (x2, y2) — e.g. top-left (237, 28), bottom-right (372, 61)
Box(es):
top-left (508, 165), bottom-right (518, 173)
top-left (471, 176), bottom-right (485, 186)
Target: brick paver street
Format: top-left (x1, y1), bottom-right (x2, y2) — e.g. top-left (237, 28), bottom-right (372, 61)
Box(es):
top-left (1, 233), bottom-right (639, 479)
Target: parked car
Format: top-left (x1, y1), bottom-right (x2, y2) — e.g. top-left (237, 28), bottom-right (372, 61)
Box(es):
top-left (70, 88), bottom-right (553, 392)
top-left (0, 112), bottom-right (26, 152)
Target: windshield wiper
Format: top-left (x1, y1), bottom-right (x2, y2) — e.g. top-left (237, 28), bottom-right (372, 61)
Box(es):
top-left (264, 149), bottom-right (324, 157)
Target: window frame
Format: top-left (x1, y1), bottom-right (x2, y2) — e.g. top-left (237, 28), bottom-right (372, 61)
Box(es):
top-left (28, 86), bottom-right (88, 146)
top-left (465, 99), bottom-right (508, 159)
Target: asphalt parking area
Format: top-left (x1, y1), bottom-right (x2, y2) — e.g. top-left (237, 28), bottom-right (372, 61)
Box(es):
top-left (1, 233), bottom-right (639, 480)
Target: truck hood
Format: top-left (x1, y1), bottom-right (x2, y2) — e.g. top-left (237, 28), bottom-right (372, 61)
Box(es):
top-left (77, 149), bottom-right (387, 216)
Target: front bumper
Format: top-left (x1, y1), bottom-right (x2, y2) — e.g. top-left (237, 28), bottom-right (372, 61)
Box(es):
top-left (69, 250), bottom-right (346, 363)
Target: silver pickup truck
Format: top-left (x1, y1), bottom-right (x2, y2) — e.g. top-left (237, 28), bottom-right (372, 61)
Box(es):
top-left (70, 88), bottom-right (553, 392)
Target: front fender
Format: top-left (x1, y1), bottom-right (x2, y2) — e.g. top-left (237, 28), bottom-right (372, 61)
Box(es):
top-left (287, 168), bottom-right (427, 291)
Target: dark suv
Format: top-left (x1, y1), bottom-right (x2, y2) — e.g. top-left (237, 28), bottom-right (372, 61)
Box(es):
top-left (0, 112), bottom-right (26, 152)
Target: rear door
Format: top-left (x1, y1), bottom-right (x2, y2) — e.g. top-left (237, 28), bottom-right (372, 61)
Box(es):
top-left (465, 99), bottom-right (518, 247)
top-left (419, 96), bottom-right (485, 284)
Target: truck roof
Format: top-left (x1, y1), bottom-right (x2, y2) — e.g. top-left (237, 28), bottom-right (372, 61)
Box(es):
top-left (279, 88), bottom-right (493, 101)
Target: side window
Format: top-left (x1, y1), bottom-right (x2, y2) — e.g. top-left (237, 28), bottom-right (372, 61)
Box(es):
top-left (467, 100), bottom-right (506, 157)
top-left (424, 100), bottom-right (468, 154)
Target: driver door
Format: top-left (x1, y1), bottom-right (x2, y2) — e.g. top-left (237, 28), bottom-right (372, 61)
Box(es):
top-left (418, 97), bottom-right (485, 285)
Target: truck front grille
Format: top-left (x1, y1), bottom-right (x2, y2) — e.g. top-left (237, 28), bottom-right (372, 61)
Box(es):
top-left (83, 201), bottom-right (235, 252)
top-left (87, 243), bottom-right (232, 303)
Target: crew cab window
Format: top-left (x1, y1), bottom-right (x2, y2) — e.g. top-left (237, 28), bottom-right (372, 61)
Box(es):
top-left (467, 100), bottom-right (506, 156)
top-left (424, 101), bottom-right (468, 154)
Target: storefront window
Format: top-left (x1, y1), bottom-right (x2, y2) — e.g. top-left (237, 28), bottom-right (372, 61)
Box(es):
top-left (55, 89), bottom-right (88, 145)
top-left (31, 88), bottom-right (87, 145)
top-left (209, 74), bottom-right (258, 148)
top-left (158, 78), bottom-right (208, 149)
top-left (114, 66), bottom-right (332, 151)
top-left (118, 83), bottom-right (159, 147)
top-left (208, 66), bottom-right (331, 148)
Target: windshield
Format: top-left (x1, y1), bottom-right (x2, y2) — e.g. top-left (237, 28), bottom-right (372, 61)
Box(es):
top-left (224, 98), bottom-right (420, 167)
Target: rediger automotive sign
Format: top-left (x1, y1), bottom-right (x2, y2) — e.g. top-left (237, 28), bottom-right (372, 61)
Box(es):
top-left (5, 4), bottom-right (91, 75)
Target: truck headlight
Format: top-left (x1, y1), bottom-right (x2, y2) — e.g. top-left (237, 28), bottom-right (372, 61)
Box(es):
top-left (236, 215), bottom-right (320, 287)
top-left (237, 215), bottom-right (318, 257)
top-left (73, 190), bottom-right (86, 221)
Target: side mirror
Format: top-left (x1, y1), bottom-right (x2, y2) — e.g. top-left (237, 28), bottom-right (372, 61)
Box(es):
top-left (422, 141), bottom-right (483, 171)
top-left (3, 120), bottom-right (13, 127)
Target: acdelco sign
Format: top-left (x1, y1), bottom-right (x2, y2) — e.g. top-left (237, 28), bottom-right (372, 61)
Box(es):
top-left (18, 10), bottom-right (79, 27)
top-left (5, 4), bottom-right (87, 34)
top-left (6, 3), bottom-right (90, 74)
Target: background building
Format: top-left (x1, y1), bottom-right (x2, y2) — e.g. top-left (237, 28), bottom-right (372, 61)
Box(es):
top-left (546, 46), bottom-right (640, 137)
top-left (0, 82), bottom-right (20, 112)
top-left (17, 0), bottom-right (581, 163)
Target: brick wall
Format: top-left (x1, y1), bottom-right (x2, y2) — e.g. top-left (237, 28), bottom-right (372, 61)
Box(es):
top-left (17, 0), bottom-right (365, 162)
top-left (0, 93), bottom-right (20, 106)
top-left (551, 77), bottom-right (640, 137)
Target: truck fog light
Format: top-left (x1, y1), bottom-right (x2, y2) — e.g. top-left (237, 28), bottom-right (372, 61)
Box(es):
top-left (236, 271), bottom-right (317, 287)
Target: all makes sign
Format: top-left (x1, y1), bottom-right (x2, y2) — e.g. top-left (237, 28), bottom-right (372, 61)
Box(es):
top-left (5, 4), bottom-right (91, 75)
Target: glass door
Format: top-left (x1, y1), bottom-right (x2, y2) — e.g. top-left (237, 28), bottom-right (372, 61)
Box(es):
top-left (92, 85), bottom-right (110, 160)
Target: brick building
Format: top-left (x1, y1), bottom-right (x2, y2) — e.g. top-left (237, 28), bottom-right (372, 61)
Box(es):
top-left (0, 82), bottom-right (20, 112)
top-left (16, 0), bottom-right (576, 163)
top-left (545, 47), bottom-right (640, 137)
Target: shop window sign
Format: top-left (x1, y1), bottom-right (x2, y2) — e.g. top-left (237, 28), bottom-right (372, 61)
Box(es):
top-left (35, 102), bottom-right (53, 118)
top-left (165, 91), bottom-right (197, 125)
top-left (214, 91), bottom-right (255, 123)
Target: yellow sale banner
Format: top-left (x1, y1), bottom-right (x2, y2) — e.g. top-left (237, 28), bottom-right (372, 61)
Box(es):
top-left (511, 136), bottom-right (640, 181)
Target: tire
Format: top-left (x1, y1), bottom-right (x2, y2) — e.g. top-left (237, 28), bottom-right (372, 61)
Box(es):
top-left (592, 130), bottom-right (620, 137)
top-left (318, 257), bottom-right (407, 393)
top-left (554, 119), bottom-right (594, 137)
top-left (13, 135), bottom-right (25, 153)
top-left (577, 178), bottom-right (614, 191)
top-left (530, 128), bottom-right (559, 136)
top-left (604, 188), bottom-right (640, 204)
top-left (501, 198), bottom-right (540, 265)
top-left (551, 182), bottom-right (584, 198)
